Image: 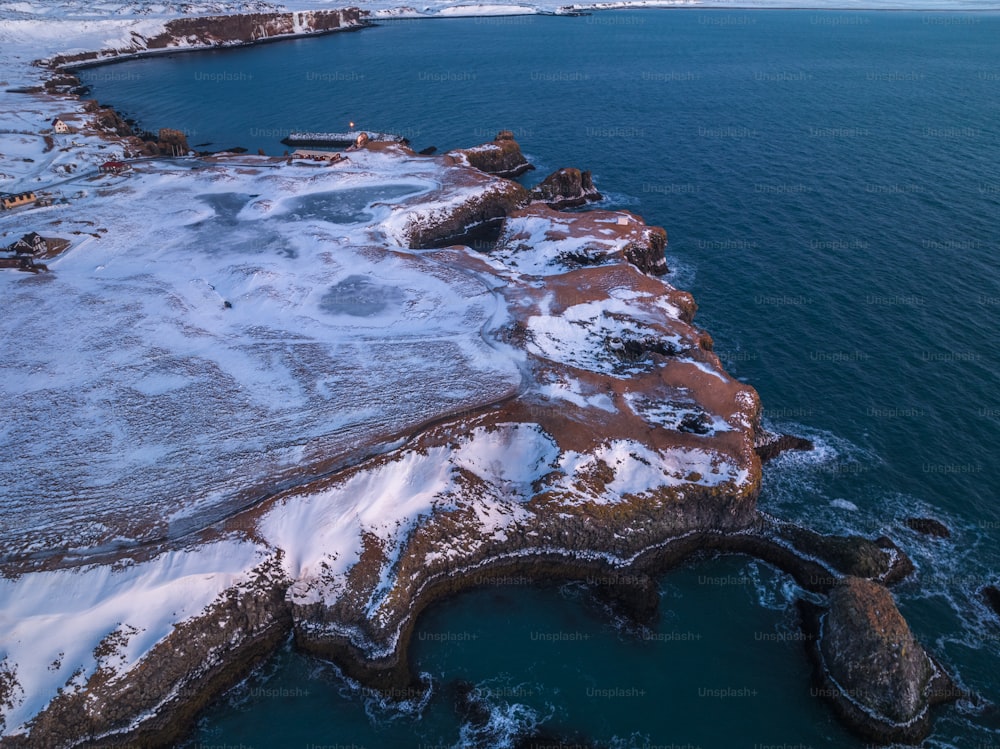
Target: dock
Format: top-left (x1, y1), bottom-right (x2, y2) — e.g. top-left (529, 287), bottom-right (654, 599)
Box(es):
top-left (281, 131), bottom-right (408, 147)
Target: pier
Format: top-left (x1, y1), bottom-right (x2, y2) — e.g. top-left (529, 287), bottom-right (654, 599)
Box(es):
top-left (280, 131), bottom-right (407, 148)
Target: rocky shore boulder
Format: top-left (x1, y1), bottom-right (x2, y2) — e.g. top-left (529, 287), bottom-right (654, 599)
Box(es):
top-left (450, 130), bottom-right (534, 178)
top-left (157, 127), bottom-right (189, 156)
top-left (777, 523), bottom-right (914, 587)
top-left (810, 577), bottom-right (958, 743)
top-left (624, 226), bottom-right (669, 276)
top-left (85, 100), bottom-right (133, 137)
top-left (530, 167), bottom-right (602, 209)
top-left (754, 432), bottom-right (815, 463)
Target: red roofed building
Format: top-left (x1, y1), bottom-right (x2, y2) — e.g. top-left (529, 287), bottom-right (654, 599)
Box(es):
top-left (99, 161), bottom-right (131, 175)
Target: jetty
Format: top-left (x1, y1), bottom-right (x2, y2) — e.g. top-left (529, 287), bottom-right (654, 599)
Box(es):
top-left (281, 131), bottom-right (408, 148)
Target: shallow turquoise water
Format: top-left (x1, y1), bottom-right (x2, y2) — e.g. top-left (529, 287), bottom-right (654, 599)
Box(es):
top-left (82, 11), bottom-right (1000, 747)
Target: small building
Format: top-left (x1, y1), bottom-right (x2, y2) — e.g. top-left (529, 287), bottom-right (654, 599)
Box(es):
top-left (99, 161), bottom-right (131, 175)
top-left (52, 118), bottom-right (71, 134)
top-left (0, 191), bottom-right (37, 210)
top-left (9, 232), bottom-right (48, 256)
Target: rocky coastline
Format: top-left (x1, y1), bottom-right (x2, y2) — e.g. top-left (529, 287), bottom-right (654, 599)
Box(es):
top-left (45, 9), bottom-right (370, 71)
top-left (0, 10), bottom-right (963, 749)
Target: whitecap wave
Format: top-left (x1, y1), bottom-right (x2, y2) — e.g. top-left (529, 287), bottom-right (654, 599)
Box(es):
top-left (453, 678), bottom-right (555, 749)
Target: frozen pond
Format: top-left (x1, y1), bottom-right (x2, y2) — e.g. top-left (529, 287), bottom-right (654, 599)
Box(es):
top-left (320, 275), bottom-right (406, 317)
top-left (282, 184), bottom-right (425, 224)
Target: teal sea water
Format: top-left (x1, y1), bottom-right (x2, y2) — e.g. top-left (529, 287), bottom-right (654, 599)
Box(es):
top-left (80, 11), bottom-right (1000, 748)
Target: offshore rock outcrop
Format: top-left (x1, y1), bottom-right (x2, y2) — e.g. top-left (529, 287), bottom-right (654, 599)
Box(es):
top-left (449, 130), bottom-right (534, 179)
top-left (531, 167), bottom-right (602, 209)
top-left (754, 431), bottom-right (815, 463)
top-left (802, 577), bottom-right (959, 744)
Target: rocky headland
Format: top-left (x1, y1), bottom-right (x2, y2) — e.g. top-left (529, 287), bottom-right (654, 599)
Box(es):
top-left (45, 9), bottom-right (368, 69)
top-left (0, 10), bottom-right (963, 749)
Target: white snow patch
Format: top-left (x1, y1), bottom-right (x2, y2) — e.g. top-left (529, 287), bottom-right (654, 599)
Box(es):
top-left (0, 540), bottom-right (266, 735)
top-left (525, 297), bottom-right (683, 375)
top-left (537, 379), bottom-right (616, 412)
top-left (558, 439), bottom-right (749, 502)
top-left (452, 423), bottom-right (561, 493)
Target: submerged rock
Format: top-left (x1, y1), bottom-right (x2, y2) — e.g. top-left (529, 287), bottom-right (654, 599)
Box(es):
top-left (453, 680), bottom-right (494, 729)
top-left (515, 731), bottom-right (606, 749)
top-left (982, 585), bottom-right (1000, 620)
top-left (904, 517), bottom-right (951, 539)
top-left (589, 573), bottom-right (660, 625)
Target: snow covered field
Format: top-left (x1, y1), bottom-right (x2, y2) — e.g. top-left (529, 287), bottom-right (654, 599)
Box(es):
top-left (0, 0), bottom-right (801, 740)
top-left (0, 153), bottom-right (524, 560)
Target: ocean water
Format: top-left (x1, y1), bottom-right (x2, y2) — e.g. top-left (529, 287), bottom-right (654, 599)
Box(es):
top-left (79, 11), bottom-right (1000, 748)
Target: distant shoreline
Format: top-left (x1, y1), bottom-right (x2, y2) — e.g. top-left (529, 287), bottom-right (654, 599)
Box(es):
top-left (48, 4), bottom-right (1000, 77)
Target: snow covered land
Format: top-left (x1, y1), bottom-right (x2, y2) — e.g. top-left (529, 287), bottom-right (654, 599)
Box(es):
top-left (0, 152), bottom-right (525, 561)
top-left (0, 7), bottom-right (760, 737)
top-left (0, 0), bottom-right (969, 744)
